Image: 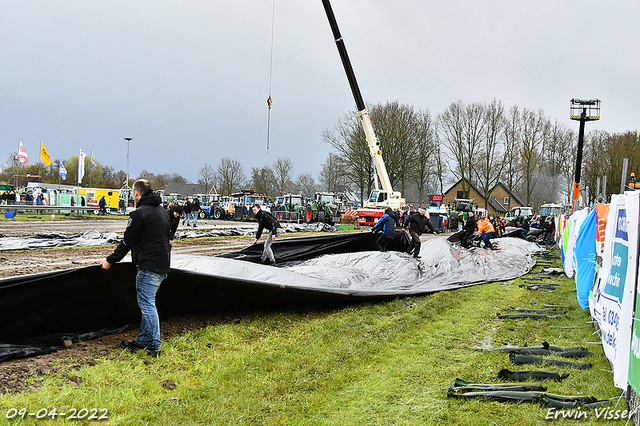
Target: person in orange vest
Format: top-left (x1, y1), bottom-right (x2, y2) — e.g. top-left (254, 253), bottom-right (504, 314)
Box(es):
top-left (477, 214), bottom-right (497, 249)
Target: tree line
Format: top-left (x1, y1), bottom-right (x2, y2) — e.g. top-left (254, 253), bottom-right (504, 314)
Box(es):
top-left (323, 100), bottom-right (638, 209)
top-left (2, 100), bottom-right (638, 208)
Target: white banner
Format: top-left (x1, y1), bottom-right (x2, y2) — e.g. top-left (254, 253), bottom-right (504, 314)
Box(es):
top-left (18, 140), bottom-right (29, 164)
top-left (590, 192), bottom-right (639, 389)
top-left (78, 149), bottom-right (86, 184)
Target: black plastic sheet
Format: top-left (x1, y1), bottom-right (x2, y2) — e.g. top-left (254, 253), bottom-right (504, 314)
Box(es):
top-left (0, 232), bottom-right (541, 362)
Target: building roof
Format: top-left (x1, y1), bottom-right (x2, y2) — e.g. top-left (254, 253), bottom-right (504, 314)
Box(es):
top-left (488, 195), bottom-right (507, 213)
top-left (489, 182), bottom-right (526, 207)
top-left (443, 178), bottom-right (484, 199)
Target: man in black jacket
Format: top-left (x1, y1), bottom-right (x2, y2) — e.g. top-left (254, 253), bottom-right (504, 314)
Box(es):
top-left (182, 197), bottom-right (192, 226)
top-left (101, 179), bottom-right (171, 356)
top-left (168, 204), bottom-right (184, 242)
top-left (191, 196), bottom-right (201, 228)
top-left (403, 207), bottom-right (435, 258)
top-left (252, 204), bottom-right (283, 265)
top-left (462, 211), bottom-right (477, 248)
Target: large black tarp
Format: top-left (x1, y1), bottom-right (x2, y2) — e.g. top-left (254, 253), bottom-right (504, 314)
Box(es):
top-left (0, 232), bottom-right (541, 362)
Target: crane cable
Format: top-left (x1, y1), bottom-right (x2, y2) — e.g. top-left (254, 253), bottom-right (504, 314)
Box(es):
top-left (266, 0), bottom-right (276, 154)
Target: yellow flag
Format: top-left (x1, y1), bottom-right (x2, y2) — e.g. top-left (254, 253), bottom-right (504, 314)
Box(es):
top-left (40, 142), bottom-right (51, 166)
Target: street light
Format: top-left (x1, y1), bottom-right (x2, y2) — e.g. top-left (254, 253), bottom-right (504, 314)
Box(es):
top-left (569, 98), bottom-right (600, 212)
top-left (123, 137), bottom-right (133, 191)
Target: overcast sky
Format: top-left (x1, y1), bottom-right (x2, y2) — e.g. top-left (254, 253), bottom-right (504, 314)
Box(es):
top-left (2, 1), bottom-right (638, 186)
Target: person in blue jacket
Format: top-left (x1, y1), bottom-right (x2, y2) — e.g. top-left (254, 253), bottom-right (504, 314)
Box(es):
top-left (371, 207), bottom-right (396, 252)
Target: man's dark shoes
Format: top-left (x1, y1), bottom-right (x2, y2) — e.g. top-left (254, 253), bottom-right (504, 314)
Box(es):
top-left (122, 340), bottom-right (160, 356)
top-left (121, 339), bottom-right (146, 354)
top-left (144, 348), bottom-right (161, 357)
top-left (121, 339), bottom-right (146, 350)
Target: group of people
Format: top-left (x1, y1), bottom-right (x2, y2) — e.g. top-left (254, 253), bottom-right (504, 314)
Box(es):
top-left (1, 191), bottom-right (19, 204)
top-left (101, 190), bottom-right (538, 357)
top-left (371, 207), bottom-right (437, 257)
top-left (521, 213), bottom-right (556, 244)
top-left (100, 182), bottom-right (283, 357)
top-left (461, 212), bottom-right (502, 249)
top-left (180, 196), bottom-right (202, 227)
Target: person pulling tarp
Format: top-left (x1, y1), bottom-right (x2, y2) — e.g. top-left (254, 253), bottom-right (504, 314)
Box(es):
top-left (371, 207), bottom-right (396, 252)
top-left (477, 214), bottom-right (497, 249)
top-left (461, 211), bottom-right (477, 248)
top-left (252, 203), bottom-right (284, 265)
top-left (403, 206), bottom-right (436, 258)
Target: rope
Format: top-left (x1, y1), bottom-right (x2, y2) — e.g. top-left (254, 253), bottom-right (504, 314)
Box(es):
top-left (266, 0), bottom-right (276, 154)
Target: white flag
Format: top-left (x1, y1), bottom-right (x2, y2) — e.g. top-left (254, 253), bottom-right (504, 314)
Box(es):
top-left (78, 149), bottom-right (86, 183)
top-left (18, 140), bottom-right (29, 164)
top-left (59, 162), bottom-right (68, 180)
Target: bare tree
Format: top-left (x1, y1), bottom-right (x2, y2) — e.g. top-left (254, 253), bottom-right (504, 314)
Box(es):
top-left (324, 102), bottom-right (438, 204)
top-left (272, 157), bottom-right (295, 194)
top-left (250, 166), bottom-right (275, 197)
top-left (197, 163), bottom-right (216, 194)
top-left (438, 100), bottom-right (485, 198)
top-left (502, 105), bottom-right (523, 209)
top-left (215, 157), bottom-right (246, 195)
top-left (474, 99), bottom-right (506, 209)
top-left (369, 101), bottom-right (417, 194)
top-left (295, 172), bottom-right (316, 197)
top-left (542, 120), bottom-right (575, 203)
top-left (411, 109), bottom-right (437, 203)
top-left (318, 153), bottom-right (344, 193)
top-left (519, 108), bottom-right (550, 205)
top-left (323, 113), bottom-right (373, 204)
top-left (168, 173), bottom-right (188, 185)
top-left (583, 130), bottom-right (640, 203)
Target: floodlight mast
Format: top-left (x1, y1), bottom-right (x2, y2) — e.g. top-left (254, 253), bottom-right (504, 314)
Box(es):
top-left (570, 98), bottom-right (600, 213)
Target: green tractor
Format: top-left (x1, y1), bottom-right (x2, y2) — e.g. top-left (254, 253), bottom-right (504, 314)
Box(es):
top-left (305, 192), bottom-right (342, 224)
top-left (447, 198), bottom-right (476, 231)
top-left (273, 194), bottom-right (306, 223)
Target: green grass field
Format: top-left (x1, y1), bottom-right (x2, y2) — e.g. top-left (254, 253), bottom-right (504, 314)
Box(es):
top-left (0, 249), bottom-right (628, 425)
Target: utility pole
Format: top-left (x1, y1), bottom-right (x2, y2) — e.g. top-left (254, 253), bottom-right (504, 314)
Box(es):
top-left (569, 98), bottom-right (600, 213)
top-left (123, 137), bottom-right (133, 191)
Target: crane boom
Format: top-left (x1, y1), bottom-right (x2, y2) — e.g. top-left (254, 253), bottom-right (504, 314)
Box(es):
top-left (321, 0), bottom-right (403, 208)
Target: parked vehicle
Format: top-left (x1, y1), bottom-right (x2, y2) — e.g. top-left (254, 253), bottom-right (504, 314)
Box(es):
top-left (505, 206), bottom-right (535, 227)
top-left (305, 192), bottom-right (342, 224)
top-left (539, 203), bottom-right (565, 221)
top-left (273, 193), bottom-right (306, 223)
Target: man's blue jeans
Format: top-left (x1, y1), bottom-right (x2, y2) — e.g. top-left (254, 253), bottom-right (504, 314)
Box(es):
top-left (135, 270), bottom-right (167, 351)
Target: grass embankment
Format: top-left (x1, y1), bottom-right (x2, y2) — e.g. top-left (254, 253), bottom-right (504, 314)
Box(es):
top-left (0, 249), bottom-right (625, 425)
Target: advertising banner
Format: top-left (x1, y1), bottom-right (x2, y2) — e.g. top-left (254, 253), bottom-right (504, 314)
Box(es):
top-left (625, 192), bottom-right (640, 393)
top-left (591, 193), bottom-right (639, 389)
top-left (596, 203), bottom-right (610, 257)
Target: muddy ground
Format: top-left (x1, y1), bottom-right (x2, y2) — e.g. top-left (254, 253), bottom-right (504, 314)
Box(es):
top-left (0, 217), bottom-right (437, 394)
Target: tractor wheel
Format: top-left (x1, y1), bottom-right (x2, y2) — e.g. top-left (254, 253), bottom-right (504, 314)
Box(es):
top-left (213, 207), bottom-right (223, 220)
top-left (305, 208), bottom-right (313, 223)
top-left (317, 211), bottom-right (326, 223)
top-left (199, 211), bottom-right (206, 219)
